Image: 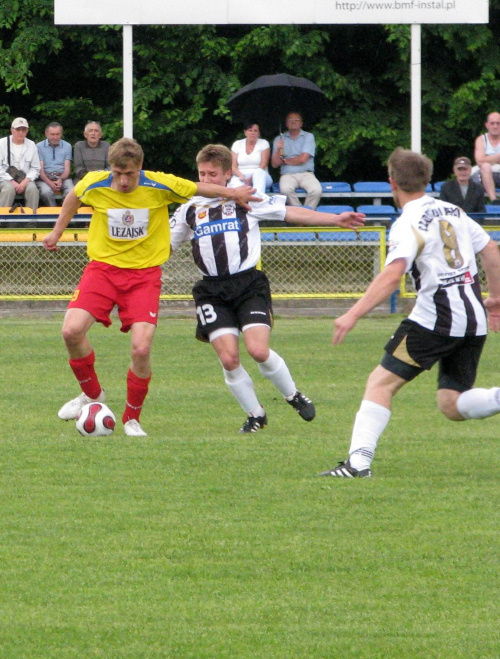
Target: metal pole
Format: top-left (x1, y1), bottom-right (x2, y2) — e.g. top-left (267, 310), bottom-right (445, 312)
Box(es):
top-left (411, 23), bottom-right (421, 153)
top-left (123, 25), bottom-right (133, 138)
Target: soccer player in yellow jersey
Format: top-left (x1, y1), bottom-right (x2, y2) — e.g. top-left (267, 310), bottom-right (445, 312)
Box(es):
top-left (43, 137), bottom-right (258, 436)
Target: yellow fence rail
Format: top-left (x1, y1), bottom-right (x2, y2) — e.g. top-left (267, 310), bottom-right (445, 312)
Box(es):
top-left (0, 226), bottom-right (387, 301)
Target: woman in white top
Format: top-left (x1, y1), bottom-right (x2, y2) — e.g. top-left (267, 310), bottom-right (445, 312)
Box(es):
top-left (228, 121), bottom-right (273, 195)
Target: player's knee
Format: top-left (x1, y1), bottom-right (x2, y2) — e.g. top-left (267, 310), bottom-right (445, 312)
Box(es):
top-left (131, 341), bottom-right (151, 364)
top-left (248, 345), bottom-right (269, 363)
top-left (61, 324), bottom-right (85, 348)
top-left (219, 354), bottom-right (240, 371)
top-left (437, 390), bottom-right (464, 421)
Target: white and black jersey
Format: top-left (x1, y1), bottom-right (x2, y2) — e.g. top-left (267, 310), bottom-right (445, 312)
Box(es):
top-left (387, 195), bottom-right (491, 337)
top-left (170, 194), bottom-right (287, 277)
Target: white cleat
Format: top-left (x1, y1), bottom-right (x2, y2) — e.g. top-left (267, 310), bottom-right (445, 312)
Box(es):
top-left (124, 419), bottom-right (147, 437)
top-left (58, 390), bottom-right (106, 421)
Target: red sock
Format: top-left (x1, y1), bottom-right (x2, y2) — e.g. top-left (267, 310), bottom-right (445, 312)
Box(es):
top-left (123, 369), bottom-right (151, 423)
top-left (69, 351), bottom-right (102, 399)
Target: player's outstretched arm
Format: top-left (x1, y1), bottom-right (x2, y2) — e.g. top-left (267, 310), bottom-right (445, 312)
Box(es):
top-left (195, 183), bottom-right (261, 209)
top-left (480, 239), bottom-right (500, 332)
top-left (42, 190), bottom-right (82, 251)
top-left (333, 259), bottom-right (406, 345)
top-left (284, 207), bottom-right (365, 229)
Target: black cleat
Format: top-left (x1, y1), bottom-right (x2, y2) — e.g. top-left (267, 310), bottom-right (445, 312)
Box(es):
top-left (287, 391), bottom-right (316, 421)
top-left (317, 459), bottom-right (371, 478)
top-left (239, 413), bottom-right (268, 433)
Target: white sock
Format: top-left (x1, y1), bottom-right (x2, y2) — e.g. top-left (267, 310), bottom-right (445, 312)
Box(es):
top-left (258, 349), bottom-right (296, 397)
top-left (223, 365), bottom-right (264, 417)
top-left (456, 387), bottom-right (500, 420)
top-left (348, 400), bottom-right (391, 471)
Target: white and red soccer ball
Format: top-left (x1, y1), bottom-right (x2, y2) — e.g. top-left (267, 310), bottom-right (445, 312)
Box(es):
top-left (76, 402), bottom-right (116, 437)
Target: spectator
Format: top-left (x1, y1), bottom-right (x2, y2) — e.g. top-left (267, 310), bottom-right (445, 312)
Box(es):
top-left (36, 122), bottom-right (74, 206)
top-left (170, 144), bottom-right (365, 433)
top-left (471, 111), bottom-right (500, 204)
top-left (0, 117), bottom-right (40, 212)
top-left (270, 111), bottom-right (322, 209)
top-left (73, 121), bottom-right (110, 184)
top-left (227, 121), bottom-right (273, 195)
top-left (319, 147), bottom-right (500, 478)
top-left (439, 156), bottom-right (486, 215)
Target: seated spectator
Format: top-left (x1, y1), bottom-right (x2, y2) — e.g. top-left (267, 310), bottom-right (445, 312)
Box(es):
top-left (0, 117), bottom-right (40, 212)
top-left (270, 111), bottom-right (322, 209)
top-left (73, 121), bottom-right (110, 184)
top-left (439, 156), bottom-right (486, 215)
top-left (36, 122), bottom-right (74, 206)
top-left (227, 121), bottom-right (273, 195)
top-left (471, 111), bottom-right (500, 204)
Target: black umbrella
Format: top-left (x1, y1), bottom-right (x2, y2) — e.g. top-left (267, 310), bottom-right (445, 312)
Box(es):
top-left (226, 73), bottom-right (330, 136)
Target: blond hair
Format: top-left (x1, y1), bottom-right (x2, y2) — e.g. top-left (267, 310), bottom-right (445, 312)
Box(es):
top-left (196, 144), bottom-right (232, 172)
top-left (108, 138), bottom-right (144, 168)
top-left (387, 147), bottom-right (433, 193)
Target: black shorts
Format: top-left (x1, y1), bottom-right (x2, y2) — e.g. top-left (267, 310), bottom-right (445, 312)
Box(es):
top-left (381, 319), bottom-right (486, 392)
top-left (192, 268), bottom-right (273, 342)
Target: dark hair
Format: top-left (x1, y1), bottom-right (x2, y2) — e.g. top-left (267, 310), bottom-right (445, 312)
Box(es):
top-left (243, 120), bottom-right (260, 131)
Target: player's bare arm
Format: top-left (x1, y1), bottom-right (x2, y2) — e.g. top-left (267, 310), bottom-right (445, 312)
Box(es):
top-left (332, 259), bottom-right (407, 345)
top-left (195, 182), bottom-right (260, 209)
top-left (480, 239), bottom-right (500, 332)
top-left (42, 189), bottom-right (82, 251)
top-left (284, 207), bottom-right (366, 229)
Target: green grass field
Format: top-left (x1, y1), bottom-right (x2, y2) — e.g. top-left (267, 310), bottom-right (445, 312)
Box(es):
top-left (0, 315), bottom-right (499, 658)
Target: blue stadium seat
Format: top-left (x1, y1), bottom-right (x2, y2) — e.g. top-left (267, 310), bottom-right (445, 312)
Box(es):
top-left (271, 183), bottom-right (306, 194)
top-left (425, 184), bottom-right (433, 193)
top-left (317, 231), bottom-right (357, 242)
top-left (433, 181), bottom-right (445, 192)
top-left (353, 181), bottom-right (392, 193)
top-left (260, 231), bottom-right (277, 241)
top-left (487, 231), bottom-right (500, 240)
top-left (320, 181), bottom-right (352, 193)
top-left (485, 205), bottom-right (500, 215)
top-left (356, 204), bottom-right (397, 215)
top-left (275, 232), bottom-right (316, 242)
top-left (317, 205), bottom-right (354, 214)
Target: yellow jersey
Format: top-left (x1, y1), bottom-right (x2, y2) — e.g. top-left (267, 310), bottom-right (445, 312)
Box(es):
top-left (75, 170), bottom-right (198, 268)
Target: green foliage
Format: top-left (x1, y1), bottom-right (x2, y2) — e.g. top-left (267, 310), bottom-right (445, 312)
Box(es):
top-left (2, 4), bottom-right (500, 179)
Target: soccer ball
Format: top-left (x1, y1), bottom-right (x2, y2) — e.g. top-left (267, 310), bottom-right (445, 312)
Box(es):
top-left (76, 402), bottom-right (116, 437)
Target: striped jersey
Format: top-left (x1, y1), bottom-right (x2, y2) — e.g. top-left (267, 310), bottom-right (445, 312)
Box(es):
top-left (386, 195), bottom-right (491, 337)
top-left (170, 193), bottom-right (287, 276)
top-left (75, 170), bottom-right (197, 269)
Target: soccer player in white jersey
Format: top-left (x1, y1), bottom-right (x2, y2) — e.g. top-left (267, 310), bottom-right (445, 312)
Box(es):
top-left (43, 138), bottom-right (258, 437)
top-left (319, 147), bottom-right (500, 478)
top-left (170, 144), bottom-right (366, 433)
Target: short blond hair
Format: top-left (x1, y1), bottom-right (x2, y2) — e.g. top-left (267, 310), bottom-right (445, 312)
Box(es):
top-left (108, 137), bottom-right (143, 168)
top-left (196, 144), bottom-right (232, 172)
top-left (387, 147), bottom-right (433, 193)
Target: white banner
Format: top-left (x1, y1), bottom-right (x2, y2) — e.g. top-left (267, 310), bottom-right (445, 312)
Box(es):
top-left (54, 0), bottom-right (488, 25)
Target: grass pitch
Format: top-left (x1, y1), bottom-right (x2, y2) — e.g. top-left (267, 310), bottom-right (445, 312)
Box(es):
top-left (0, 315), bottom-right (498, 658)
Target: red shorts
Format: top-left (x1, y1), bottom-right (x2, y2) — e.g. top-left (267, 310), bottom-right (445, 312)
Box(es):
top-left (68, 261), bottom-right (162, 333)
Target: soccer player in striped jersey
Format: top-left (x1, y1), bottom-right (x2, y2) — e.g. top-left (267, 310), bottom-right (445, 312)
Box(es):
top-left (320, 147), bottom-right (500, 478)
top-left (170, 144), bottom-right (366, 433)
top-left (43, 138), bottom-right (258, 437)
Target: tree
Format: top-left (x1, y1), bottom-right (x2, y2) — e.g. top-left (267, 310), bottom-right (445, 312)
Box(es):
top-left (2, 0), bottom-right (500, 182)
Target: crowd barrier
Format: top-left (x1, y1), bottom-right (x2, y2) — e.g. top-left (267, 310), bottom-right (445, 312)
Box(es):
top-left (1, 204), bottom-right (499, 302)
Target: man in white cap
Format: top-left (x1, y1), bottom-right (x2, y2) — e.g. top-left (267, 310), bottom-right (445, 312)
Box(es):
top-left (0, 117), bottom-right (40, 211)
